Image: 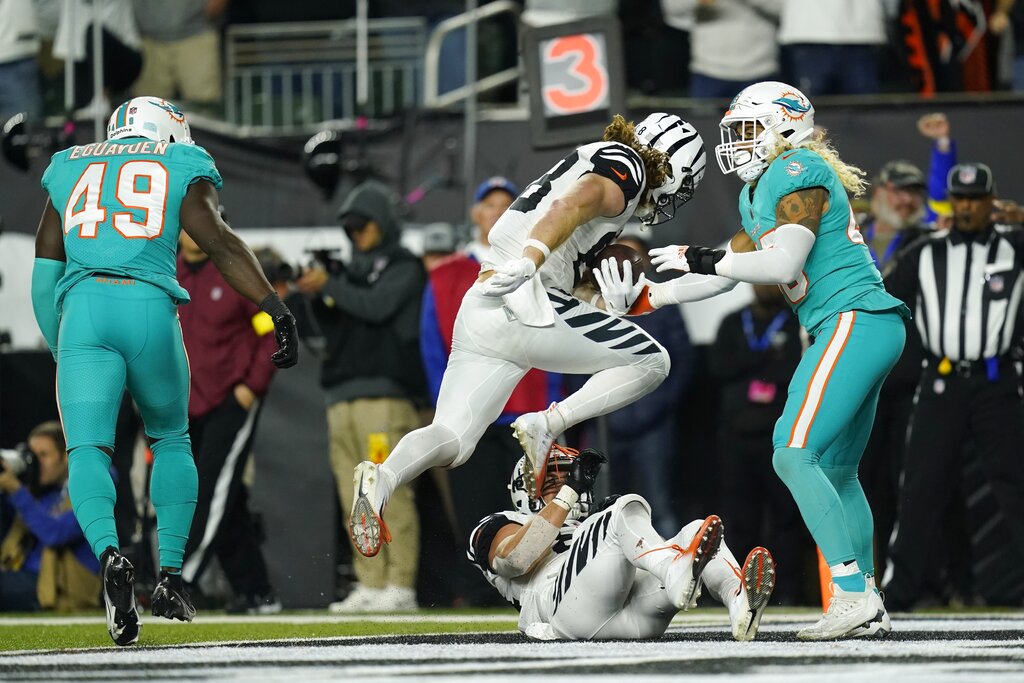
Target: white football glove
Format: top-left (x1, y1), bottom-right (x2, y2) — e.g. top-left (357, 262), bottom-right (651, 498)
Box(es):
top-left (648, 244), bottom-right (693, 273)
top-left (481, 257), bottom-right (537, 297)
top-left (592, 258), bottom-right (647, 316)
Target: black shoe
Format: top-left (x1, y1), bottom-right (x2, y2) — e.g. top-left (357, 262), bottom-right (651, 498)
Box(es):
top-left (151, 571), bottom-right (196, 622)
top-left (100, 547), bottom-right (141, 646)
top-left (224, 591), bottom-right (283, 615)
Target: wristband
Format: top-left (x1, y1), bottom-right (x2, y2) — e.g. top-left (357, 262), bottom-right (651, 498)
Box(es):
top-left (259, 293), bottom-right (289, 319)
top-left (524, 238), bottom-right (551, 259)
top-left (551, 485), bottom-right (579, 512)
top-left (589, 293), bottom-right (602, 307)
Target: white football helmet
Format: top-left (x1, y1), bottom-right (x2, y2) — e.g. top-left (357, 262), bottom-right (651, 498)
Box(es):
top-left (716, 81), bottom-right (815, 183)
top-left (633, 113), bottom-right (706, 225)
top-left (107, 97), bottom-right (193, 144)
top-left (508, 445), bottom-right (592, 521)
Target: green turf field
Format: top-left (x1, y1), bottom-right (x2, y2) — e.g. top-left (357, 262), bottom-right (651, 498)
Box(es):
top-left (0, 616), bottom-right (518, 651)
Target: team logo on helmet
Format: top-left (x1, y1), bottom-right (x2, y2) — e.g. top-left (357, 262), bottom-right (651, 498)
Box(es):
top-left (154, 99), bottom-right (186, 123)
top-left (772, 92), bottom-right (811, 121)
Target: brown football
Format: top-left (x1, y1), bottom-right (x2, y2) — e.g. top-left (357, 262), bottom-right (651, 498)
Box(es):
top-left (580, 243), bottom-right (644, 289)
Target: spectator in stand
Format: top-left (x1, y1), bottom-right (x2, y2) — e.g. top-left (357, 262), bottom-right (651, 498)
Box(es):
top-left (0, 422), bottom-right (100, 612)
top-left (998, 1), bottom-right (1024, 90)
top-left (177, 229), bottom-right (282, 615)
top-left (708, 285), bottom-right (807, 605)
top-left (53, 0), bottom-right (142, 113)
top-left (660, 0), bottom-right (780, 99)
top-left (132, 0), bottom-right (227, 109)
top-left (776, 0), bottom-right (889, 96)
top-left (296, 180), bottom-right (425, 613)
top-left (419, 176), bottom-right (559, 606)
top-left (0, 0), bottom-right (41, 120)
top-left (604, 226), bottom-right (693, 536)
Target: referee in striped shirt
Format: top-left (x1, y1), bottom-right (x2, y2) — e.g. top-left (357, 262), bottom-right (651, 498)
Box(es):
top-left (881, 163), bottom-right (1024, 610)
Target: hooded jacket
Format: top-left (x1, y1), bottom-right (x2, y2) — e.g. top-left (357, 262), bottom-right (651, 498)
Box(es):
top-left (314, 180), bottom-right (427, 404)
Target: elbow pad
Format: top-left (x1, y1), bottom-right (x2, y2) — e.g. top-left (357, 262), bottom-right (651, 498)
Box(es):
top-left (491, 515), bottom-right (561, 578)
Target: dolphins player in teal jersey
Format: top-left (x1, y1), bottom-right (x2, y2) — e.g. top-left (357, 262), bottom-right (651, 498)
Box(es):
top-left (30, 97), bottom-right (298, 646)
top-left (595, 82), bottom-right (909, 640)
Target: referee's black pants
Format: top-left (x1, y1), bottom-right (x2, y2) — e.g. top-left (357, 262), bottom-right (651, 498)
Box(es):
top-left (884, 362), bottom-right (1024, 608)
top-left (181, 393), bottom-right (272, 599)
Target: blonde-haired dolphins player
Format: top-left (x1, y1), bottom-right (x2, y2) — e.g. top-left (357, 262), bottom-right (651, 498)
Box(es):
top-left (600, 82), bottom-right (908, 640)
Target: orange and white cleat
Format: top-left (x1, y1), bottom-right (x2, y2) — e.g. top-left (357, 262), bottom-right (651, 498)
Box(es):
top-left (730, 547), bottom-right (776, 641)
top-left (349, 461), bottom-right (392, 557)
top-left (662, 515), bottom-right (724, 610)
top-left (511, 408), bottom-right (557, 497)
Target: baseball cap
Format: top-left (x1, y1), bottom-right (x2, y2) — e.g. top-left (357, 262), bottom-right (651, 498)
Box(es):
top-left (947, 163), bottom-right (995, 198)
top-left (876, 160), bottom-right (925, 189)
top-left (421, 222), bottom-right (456, 255)
top-left (474, 176), bottom-right (520, 203)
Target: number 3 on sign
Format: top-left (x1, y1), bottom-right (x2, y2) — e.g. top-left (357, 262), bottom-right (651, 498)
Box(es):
top-left (65, 160), bottom-right (168, 239)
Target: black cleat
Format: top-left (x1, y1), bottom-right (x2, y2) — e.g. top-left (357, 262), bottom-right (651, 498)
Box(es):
top-left (151, 571), bottom-right (196, 622)
top-left (100, 547), bottom-right (140, 646)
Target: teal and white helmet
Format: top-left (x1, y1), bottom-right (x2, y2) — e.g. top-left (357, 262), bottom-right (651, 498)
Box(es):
top-left (107, 97), bottom-right (193, 144)
top-left (716, 81), bottom-right (815, 183)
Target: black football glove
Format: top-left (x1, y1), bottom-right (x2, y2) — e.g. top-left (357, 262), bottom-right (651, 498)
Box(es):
top-left (566, 448), bottom-right (607, 495)
top-left (270, 311), bottom-right (299, 368)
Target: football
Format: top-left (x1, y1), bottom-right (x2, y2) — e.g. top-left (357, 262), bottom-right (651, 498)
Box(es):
top-left (580, 243), bottom-right (644, 289)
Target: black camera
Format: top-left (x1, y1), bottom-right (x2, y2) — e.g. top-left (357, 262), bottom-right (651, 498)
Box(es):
top-left (0, 443), bottom-right (39, 489)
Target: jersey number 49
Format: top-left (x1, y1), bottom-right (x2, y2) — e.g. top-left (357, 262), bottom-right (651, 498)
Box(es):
top-left (65, 161), bottom-right (168, 239)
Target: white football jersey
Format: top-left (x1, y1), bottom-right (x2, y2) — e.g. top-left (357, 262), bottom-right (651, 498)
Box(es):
top-left (467, 510), bottom-right (579, 625)
top-left (487, 141), bottom-right (647, 292)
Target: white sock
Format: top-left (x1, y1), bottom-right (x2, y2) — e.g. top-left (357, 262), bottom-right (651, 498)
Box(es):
top-left (699, 540), bottom-right (742, 607)
top-left (375, 422), bottom-right (460, 501)
top-left (550, 365), bottom-right (663, 433)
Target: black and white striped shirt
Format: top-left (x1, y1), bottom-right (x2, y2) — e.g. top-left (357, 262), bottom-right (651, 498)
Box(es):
top-left (886, 226), bottom-right (1024, 361)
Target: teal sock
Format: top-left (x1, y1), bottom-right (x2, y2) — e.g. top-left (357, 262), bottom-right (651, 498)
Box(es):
top-left (821, 464), bottom-right (876, 578)
top-left (68, 446), bottom-right (120, 560)
top-left (149, 434), bottom-right (198, 569)
top-left (832, 561), bottom-right (867, 592)
top-left (772, 447), bottom-right (858, 566)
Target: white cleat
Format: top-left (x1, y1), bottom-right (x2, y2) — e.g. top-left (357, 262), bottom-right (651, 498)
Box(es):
top-left (349, 461), bottom-right (391, 558)
top-left (663, 515), bottom-right (724, 610)
top-left (730, 547), bottom-right (776, 642)
top-left (797, 583), bottom-right (886, 641)
top-left (511, 409), bottom-right (556, 496)
top-left (848, 577), bottom-right (891, 639)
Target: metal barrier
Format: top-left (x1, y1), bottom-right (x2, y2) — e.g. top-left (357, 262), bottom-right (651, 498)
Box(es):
top-left (224, 18), bottom-right (427, 132)
top-left (423, 0), bottom-right (522, 110)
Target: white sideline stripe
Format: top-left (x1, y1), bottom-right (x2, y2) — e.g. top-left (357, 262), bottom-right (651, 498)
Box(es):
top-left (0, 614), bottom-right (520, 626)
top-left (788, 311), bottom-right (854, 448)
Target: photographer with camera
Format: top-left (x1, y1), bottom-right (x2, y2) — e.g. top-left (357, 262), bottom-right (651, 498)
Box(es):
top-left (295, 179), bottom-right (427, 612)
top-left (1, 422), bottom-right (100, 612)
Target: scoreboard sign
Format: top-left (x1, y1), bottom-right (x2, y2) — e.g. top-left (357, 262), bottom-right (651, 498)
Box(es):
top-left (523, 16), bottom-right (625, 148)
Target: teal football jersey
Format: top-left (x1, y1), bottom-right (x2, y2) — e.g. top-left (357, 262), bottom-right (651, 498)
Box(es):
top-left (41, 137), bottom-right (223, 309)
top-left (738, 147), bottom-right (908, 335)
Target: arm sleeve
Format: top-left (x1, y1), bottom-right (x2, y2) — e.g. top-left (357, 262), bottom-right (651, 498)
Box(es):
top-left (321, 260), bottom-right (424, 323)
top-left (649, 273), bottom-right (739, 307)
top-left (925, 139), bottom-right (957, 224)
top-left (10, 489), bottom-right (86, 547)
top-left (419, 283), bottom-right (448, 407)
top-left (586, 143), bottom-right (644, 205)
top-left (31, 258), bottom-right (66, 358)
top-left (714, 223), bottom-right (816, 284)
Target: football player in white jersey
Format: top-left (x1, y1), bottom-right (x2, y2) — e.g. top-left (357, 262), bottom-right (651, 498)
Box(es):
top-left (468, 445), bottom-right (776, 641)
top-left (349, 113), bottom-right (707, 558)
